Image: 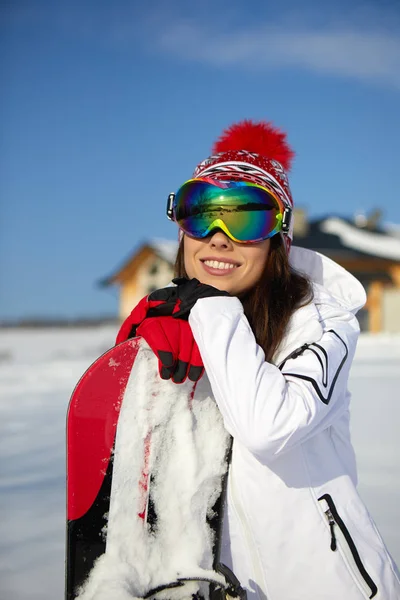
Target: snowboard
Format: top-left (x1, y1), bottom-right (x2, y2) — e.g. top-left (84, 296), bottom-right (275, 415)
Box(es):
top-left (66, 337), bottom-right (246, 600)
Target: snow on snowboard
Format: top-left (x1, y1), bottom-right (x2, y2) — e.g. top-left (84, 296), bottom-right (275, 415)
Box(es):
top-left (66, 337), bottom-right (246, 600)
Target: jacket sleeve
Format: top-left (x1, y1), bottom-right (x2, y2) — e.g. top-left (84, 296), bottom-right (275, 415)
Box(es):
top-left (189, 296), bottom-right (359, 462)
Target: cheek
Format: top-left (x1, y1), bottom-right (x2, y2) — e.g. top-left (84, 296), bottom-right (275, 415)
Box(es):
top-left (247, 255), bottom-right (267, 285)
top-left (242, 245), bottom-right (270, 285)
top-left (248, 244), bottom-right (269, 271)
top-left (183, 237), bottom-right (197, 278)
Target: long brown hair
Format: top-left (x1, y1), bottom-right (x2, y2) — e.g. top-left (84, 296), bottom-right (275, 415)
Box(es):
top-left (174, 234), bottom-right (313, 362)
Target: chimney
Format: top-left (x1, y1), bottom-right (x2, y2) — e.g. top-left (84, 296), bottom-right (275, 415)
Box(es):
top-left (354, 209), bottom-right (382, 230)
top-left (365, 209), bottom-right (382, 230)
top-left (293, 208), bottom-right (309, 238)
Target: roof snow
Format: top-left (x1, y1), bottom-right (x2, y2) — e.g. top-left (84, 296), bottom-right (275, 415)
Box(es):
top-left (150, 238), bottom-right (179, 264)
top-left (384, 223), bottom-right (400, 240)
top-left (321, 218), bottom-right (400, 261)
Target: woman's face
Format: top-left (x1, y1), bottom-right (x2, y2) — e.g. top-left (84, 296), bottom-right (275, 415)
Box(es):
top-left (183, 230), bottom-right (271, 296)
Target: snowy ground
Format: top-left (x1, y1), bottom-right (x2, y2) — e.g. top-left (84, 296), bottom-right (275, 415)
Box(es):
top-left (0, 327), bottom-right (399, 600)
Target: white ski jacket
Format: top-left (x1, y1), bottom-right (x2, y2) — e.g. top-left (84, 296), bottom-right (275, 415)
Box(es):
top-left (189, 246), bottom-right (400, 600)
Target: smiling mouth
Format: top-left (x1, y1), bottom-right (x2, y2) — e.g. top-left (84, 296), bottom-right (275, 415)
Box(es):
top-left (201, 259), bottom-right (240, 271)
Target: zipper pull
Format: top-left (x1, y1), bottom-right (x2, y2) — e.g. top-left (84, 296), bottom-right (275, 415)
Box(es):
top-left (291, 343), bottom-right (310, 360)
top-left (325, 509), bottom-right (337, 551)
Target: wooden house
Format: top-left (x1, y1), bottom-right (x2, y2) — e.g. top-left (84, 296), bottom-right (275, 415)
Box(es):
top-left (100, 240), bottom-right (177, 321)
top-left (294, 213), bottom-right (400, 333)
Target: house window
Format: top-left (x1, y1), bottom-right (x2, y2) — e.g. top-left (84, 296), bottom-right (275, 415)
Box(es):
top-left (149, 263), bottom-right (159, 276)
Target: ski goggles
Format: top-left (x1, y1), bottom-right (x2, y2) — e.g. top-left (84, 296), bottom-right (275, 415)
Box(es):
top-left (166, 178), bottom-right (292, 243)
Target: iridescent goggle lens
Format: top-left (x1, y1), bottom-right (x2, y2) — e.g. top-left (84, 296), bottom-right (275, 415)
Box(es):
top-left (171, 178), bottom-right (286, 243)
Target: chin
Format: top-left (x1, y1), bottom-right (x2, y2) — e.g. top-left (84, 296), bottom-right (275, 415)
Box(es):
top-left (209, 279), bottom-right (237, 295)
top-left (198, 274), bottom-right (226, 290)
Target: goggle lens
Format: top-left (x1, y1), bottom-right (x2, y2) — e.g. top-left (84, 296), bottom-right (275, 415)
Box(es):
top-left (172, 179), bottom-right (285, 243)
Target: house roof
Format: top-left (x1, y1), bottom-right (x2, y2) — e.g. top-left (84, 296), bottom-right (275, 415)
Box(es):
top-left (295, 217), bottom-right (400, 261)
top-left (150, 238), bottom-right (179, 264)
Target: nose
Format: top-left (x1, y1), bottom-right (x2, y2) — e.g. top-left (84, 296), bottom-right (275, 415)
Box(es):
top-left (208, 229), bottom-right (233, 250)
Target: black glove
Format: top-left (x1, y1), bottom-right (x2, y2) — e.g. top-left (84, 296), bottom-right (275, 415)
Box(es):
top-left (169, 277), bottom-right (230, 320)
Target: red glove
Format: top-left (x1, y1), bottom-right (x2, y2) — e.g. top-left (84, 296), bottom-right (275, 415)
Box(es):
top-left (116, 293), bottom-right (204, 383)
top-left (135, 316), bottom-right (204, 383)
top-left (116, 294), bottom-right (167, 345)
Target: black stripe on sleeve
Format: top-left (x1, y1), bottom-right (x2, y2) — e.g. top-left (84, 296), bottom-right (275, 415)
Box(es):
top-left (281, 330), bottom-right (348, 405)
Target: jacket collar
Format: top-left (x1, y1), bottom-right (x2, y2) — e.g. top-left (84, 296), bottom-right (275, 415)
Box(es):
top-left (289, 247), bottom-right (367, 314)
top-left (273, 248), bottom-right (366, 365)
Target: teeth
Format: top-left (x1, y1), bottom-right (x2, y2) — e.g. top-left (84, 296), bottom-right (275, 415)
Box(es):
top-left (203, 260), bottom-right (237, 270)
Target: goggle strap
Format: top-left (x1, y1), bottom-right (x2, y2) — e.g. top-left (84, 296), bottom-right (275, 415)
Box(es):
top-left (281, 206), bottom-right (292, 233)
top-left (166, 193), bottom-right (175, 220)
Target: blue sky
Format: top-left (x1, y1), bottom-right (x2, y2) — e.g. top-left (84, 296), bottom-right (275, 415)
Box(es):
top-left (1, 0), bottom-right (399, 320)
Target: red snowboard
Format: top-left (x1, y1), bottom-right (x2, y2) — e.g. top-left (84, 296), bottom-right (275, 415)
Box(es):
top-left (66, 338), bottom-right (141, 600)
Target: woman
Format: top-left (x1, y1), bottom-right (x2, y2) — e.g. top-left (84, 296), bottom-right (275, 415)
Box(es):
top-left (117, 120), bottom-right (400, 599)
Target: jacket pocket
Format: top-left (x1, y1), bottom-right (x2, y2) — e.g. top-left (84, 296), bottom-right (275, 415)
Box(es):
top-left (318, 494), bottom-right (378, 599)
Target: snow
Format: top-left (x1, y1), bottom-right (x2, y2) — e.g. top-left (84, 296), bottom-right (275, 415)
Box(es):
top-left (0, 327), bottom-right (399, 600)
top-left (321, 217), bottom-right (400, 260)
top-left (384, 223), bottom-right (400, 239)
top-left (150, 239), bottom-right (178, 265)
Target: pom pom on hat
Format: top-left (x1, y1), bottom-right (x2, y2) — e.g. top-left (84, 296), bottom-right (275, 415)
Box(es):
top-left (212, 119), bottom-right (295, 171)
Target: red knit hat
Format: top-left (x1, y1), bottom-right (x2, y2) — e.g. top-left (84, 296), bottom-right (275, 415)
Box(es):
top-left (192, 120), bottom-right (295, 252)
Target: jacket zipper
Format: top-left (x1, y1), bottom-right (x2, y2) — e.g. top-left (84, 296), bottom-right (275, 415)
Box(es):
top-left (229, 468), bottom-right (267, 599)
top-left (318, 494), bottom-right (378, 599)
